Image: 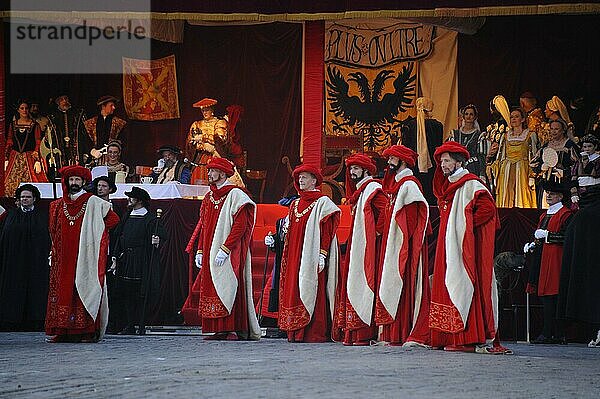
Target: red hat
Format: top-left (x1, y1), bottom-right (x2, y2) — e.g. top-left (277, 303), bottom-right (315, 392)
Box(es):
top-left (345, 153), bottom-right (377, 175)
top-left (345, 154), bottom-right (377, 197)
top-left (382, 145), bottom-right (418, 168)
top-left (206, 157), bottom-right (235, 177)
top-left (433, 141), bottom-right (470, 164)
top-left (59, 165), bottom-right (92, 183)
top-left (293, 164), bottom-right (323, 188)
top-left (193, 98), bottom-right (218, 109)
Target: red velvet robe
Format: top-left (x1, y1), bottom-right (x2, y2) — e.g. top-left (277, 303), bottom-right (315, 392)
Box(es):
top-left (537, 206), bottom-right (573, 296)
top-left (193, 184), bottom-right (255, 336)
top-left (429, 170), bottom-right (498, 348)
top-left (45, 192), bottom-right (119, 338)
top-left (375, 172), bottom-right (431, 345)
top-left (279, 191), bottom-right (340, 342)
top-left (335, 179), bottom-right (387, 344)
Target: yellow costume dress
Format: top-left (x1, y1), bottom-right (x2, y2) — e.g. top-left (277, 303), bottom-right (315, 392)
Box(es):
top-left (186, 117), bottom-right (244, 187)
top-left (493, 129), bottom-right (537, 208)
top-left (187, 117), bottom-right (228, 183)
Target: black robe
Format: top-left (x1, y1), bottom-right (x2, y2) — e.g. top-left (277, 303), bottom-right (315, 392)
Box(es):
top-left (48, 107), bottom-right (90, 167)
top-left (267, 216), bottom-right (288, 312)
top-left (105, 200), bottom-right (127, 333)
top-left (557, 187), bottom-right (600, 324)
top-left (0, 207), bottom-right (50, 329)
top-left (113, 211), bottom-right (166, 319)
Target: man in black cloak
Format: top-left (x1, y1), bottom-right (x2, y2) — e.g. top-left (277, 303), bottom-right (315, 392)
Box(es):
top-left (0, 184), bottom-right (50, 331)
top-left (557, 183), bottom-right (600, 346)
top-left (111, 187), bottom-right (166, 335)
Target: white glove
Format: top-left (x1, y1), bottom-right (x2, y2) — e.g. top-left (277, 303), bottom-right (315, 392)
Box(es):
top-left (571, 195), bottom-right (579, 203)
top-left (264, 234), bottom-right (275, 248)
top-left (523, 242), bottom-right (536, 253)
top-left (109, 257), bottom-right (117, 274)
top-left (318, 254), bottom-right (326, 273)
top-left (534, 229), bottom-right (548, 240)
top-left (151, 235), bottom-right (160, 247)
top-left (195, 253), bottom-right (202, 269)
top-left (4, 160), bottom-right (8, 170)
top-left (34, 161), bottom-right (42, 174)
top-left (215, 249), bottom-right (229, 267)
top-left (282, 216), bottom-right (290, 234)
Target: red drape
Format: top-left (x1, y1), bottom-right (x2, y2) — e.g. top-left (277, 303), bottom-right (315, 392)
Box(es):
top-left (0, 23), bottom-right (5, 197)
top-left (302, 21), bottom-right (325, 168)
top-left (4, 22), bottom-right (303, 202)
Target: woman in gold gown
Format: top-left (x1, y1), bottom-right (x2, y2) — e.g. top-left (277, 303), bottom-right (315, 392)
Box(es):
top-left (493, 108), bottom-right (538, 208)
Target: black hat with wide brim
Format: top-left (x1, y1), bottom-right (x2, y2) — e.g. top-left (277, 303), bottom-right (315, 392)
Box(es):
top-left (542, 179), bottom-right (570, 196)
top-left (124, 186), bottom-right (151, 202)
top-left (96, 95), bottom-right (120, 106)
top-left (157, 145), bottom-right (182, 155)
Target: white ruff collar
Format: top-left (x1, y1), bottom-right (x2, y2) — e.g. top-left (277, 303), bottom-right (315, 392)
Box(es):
top-left (70, 189), bottom-right (85, 200)
top-left (130, 207), bottom-right (148, 216)
top-left (448, 167), bottom-right (467, 183)
top-left (547, 202), bottom-right (563, 215)
top-left (356, 175), bottom-right (373, 189)
top-left (395, 167), bottom-right (413, 182)
top-left (216, 180), bottom-right (232, 189)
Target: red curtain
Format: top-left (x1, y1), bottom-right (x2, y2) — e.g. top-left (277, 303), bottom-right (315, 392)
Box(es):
top-left (0, 23), bottom-right (5, 197)
top-left (4, 22), bottom-right (303, 202)
top-left (302, 21), bottom-right (325, 168)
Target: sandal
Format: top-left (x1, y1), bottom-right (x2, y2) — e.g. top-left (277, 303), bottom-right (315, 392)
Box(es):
top-left (475, 344), bottom-right (513, 355)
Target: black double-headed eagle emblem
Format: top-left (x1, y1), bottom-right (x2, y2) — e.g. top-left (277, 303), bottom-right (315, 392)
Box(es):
top-left (326, 62), bottom-right (416, 150)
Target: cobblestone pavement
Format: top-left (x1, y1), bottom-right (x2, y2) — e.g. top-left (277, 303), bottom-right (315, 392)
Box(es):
top-left (1, 332), bottom-right (599, 398)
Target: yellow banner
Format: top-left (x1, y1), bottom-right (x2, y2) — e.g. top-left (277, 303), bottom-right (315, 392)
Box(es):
top-left (325, 21), bottom-right (423, 153)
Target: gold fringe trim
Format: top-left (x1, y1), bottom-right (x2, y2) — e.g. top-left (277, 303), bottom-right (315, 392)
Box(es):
top-left (1, 4), bottom-right (599, 21)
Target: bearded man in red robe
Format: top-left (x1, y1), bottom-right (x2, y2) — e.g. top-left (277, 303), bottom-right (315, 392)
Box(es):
top-left (279, 165), bottom-right (340, 342)
top-left (335, 154), bottom-right (386, 346)
top-left (375, 145), bottom-right (431, 347)
top-left (191, 157), bottom-right (261, 341)
top-left (45, 165), bottom-right (119, 343)
top-left (429, 141), bottom-right (504, 353)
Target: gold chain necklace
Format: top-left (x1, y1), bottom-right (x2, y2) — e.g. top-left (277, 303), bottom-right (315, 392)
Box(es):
top-left (292, 199), bottom-right (317, 222)
top-left (63, 201), bottom-right (87, 226)
top-left (209, 191), bottom-right (226, 209)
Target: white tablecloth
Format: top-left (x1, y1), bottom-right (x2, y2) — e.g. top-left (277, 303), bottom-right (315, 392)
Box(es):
top-left (22, 183), bottom-right (209, 200)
